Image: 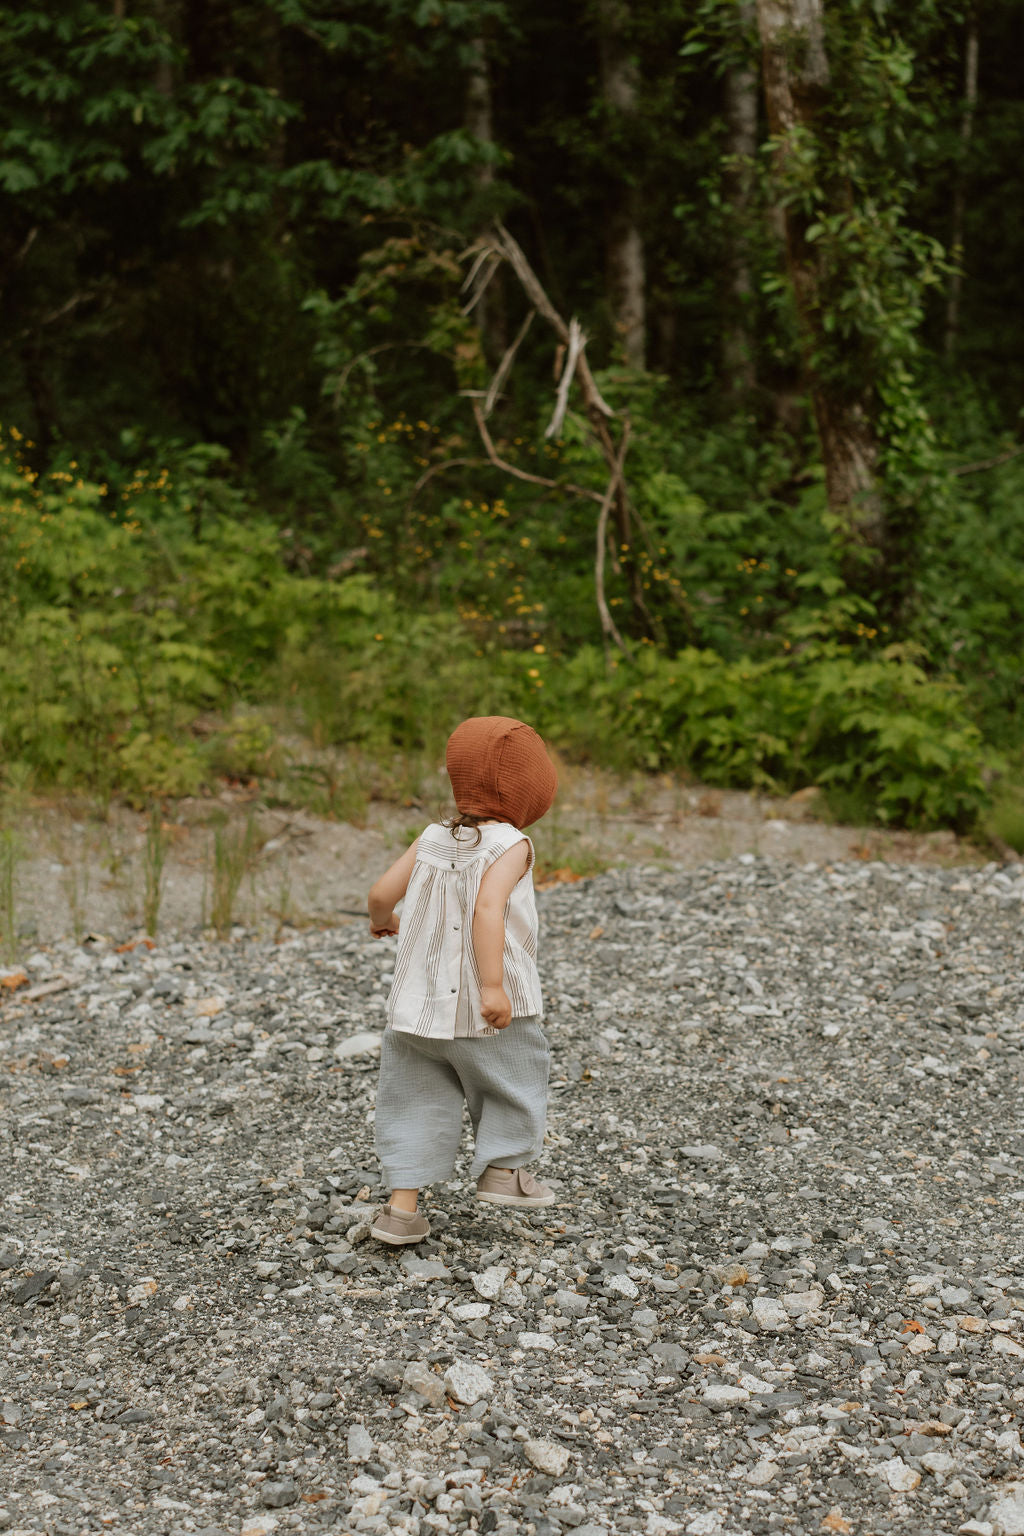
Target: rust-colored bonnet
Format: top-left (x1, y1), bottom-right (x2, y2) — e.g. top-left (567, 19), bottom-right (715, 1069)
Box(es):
top-left (445, 716), bottom-right (557, 830)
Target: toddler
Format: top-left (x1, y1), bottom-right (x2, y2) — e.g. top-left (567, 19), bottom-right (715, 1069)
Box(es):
top-left (366, 715), bottom-right (558, 1245)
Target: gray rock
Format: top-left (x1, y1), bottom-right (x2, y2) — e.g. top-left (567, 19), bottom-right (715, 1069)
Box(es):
top-left (261, 1481), bottom-right (298, 1508)
top-left (400, 1254), bottom-right (451, 1279)
top-left (402, 1361), bottom-right (447, 1407)
top-left (554, 1288), bottom-right (589, 1318)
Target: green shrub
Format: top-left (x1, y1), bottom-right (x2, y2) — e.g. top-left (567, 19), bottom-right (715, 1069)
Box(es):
top-left (0, 430), bottom-right (998, 831)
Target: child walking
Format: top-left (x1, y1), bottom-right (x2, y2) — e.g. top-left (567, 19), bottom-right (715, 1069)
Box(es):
top-left (366, 716), bottom-right (558, 1245)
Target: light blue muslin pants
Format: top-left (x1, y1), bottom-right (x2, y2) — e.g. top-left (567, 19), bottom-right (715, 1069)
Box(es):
top-left (374, 1016), bottom-right (549, 1188)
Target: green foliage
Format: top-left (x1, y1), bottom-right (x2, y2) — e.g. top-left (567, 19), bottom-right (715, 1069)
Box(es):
top-left (983, 782), bottom-right (1024, 857)
top-left (1, 1), bottom-right (1022, 838)
top-left (0, 424), bottom-right (1006, 833)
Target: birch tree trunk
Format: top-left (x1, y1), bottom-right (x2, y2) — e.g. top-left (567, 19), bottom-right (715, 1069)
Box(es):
top-left (756, 0), bottom-right (885, 546)
top-left (721, 1), bottom-right (758, 395)
top-left (944, 6), bottom-right (979, 360)
top-left (597, 0), bottom-right (646, 370)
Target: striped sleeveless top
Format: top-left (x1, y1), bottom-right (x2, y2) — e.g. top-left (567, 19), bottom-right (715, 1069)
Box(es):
top-left (386, 821), bottom-right (543, 1039)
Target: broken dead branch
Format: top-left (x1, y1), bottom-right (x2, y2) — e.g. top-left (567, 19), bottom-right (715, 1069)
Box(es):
top-left (483, 308), bottom-right (535, 417)
top-left (545, 318), bottom-right (585, 440)
top-left (457, 223), bottom-right (662, 642)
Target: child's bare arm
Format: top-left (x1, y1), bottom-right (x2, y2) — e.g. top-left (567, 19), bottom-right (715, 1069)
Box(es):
top-left (367, 838), bottom-right (420, 937)
top-left (473, 840), bottom-right (531, 1029)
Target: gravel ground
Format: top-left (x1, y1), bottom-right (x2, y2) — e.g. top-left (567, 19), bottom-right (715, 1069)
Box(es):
top-left (2, 853), bottom-right (1024, 1536)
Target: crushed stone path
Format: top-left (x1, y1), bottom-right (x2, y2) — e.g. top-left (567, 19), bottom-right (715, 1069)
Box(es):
top-left (2, 854), bottom-right (1024, 1536)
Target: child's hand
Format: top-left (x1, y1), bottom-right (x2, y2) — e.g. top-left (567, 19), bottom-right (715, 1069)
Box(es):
top-left (480, 985), bottom-right (511, 1030)
top-left (369, 912), bottom-right (400, 938)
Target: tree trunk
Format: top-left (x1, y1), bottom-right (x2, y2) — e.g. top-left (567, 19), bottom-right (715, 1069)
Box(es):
top-left (465, 33), bottom-right (506, 359)
top-left (721, 1), bottom-right (758, 395)
top-left (756, 0), bottom-right (884, 547)
top-left (944, 6), bottom-right (979, 360)
top-left (597, 0), bottom-right (646, 370)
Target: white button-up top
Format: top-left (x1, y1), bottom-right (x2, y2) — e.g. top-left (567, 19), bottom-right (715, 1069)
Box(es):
top-left (386, 822), bottom-right (543, 1039)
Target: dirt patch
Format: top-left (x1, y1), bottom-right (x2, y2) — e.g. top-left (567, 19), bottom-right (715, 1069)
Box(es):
top-left (0, 764), bottom-right (980, 951)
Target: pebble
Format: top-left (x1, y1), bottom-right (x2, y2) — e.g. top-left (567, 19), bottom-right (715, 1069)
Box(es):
top-left (518, 1332), bottom-right (556, 1350)
top-left (334, 1032), bottom-right (382, 1059)
top-left (751, 1297), bottom-right (789, 1330)
top-left (260, 1482), bottom-right (298, 1508)
top-left (442, 1361), bottom-right (494, 1404)
top-left (348, 1423), bottom-right (374, 1461)
top-left (4, 853), bottom-right (1024, 1536)
top-left (472, 1265), bottom-right (509, 1300)
top-left (989, 1487), bottom-right (1024, 1536)
top-left (879, 1457), bottom-right (921, 1491)
top-left (523, 1438), bottom-right (571, 1476)
top-left (402, 1361), bottom-right (447, 1407)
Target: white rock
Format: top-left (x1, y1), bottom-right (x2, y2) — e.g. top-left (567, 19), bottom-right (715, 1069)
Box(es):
top-left (554, 1288), bottom-right (589, 1317)
top-left (518, 1333), bottom-right (556, 1351)
top-left (472, 1265), bottom-right (509, 1301)
top-left (347, 1424), bottom-right (374, 1462)
top-left (738, 1373), bottom-right (775, 1394)
top-left (605, 1273), bottom-right (640, 1300)
top-left (920, 1451), bottom-right (956, 1475)
top-left (685, 1515), bottom-right (721, 1536)
top-left (905, 1333), bottom-right (935, 1355)
top-left (350, 1491), bottom-right (386, 1518)
top-left (782, 1289), bottom-right (821, 1316)
top-left (959, 1523), bottom-right (994, 1536)
top-left (450, 1302), bottom-right (490, 1322)
top-left (941, 1286), bottom-right (972, 1307)
top-left (443, 1361), bottom-right (494, 1405)
top-left (837, 1441), bottom-right (867, 1461)
top-left (992, 1335), bottom-right (1024, 1358)
top-left (988, 1485), bottom-right (1024, 1536)
top-left (879, 1457), bottom-right (921, 1491)
top-left (751, 1297), bottom-right (789, 1330)
top-left (523, 1438), bottom-right (571, 1476)
top-left (132, 1094), bottom-right (166, 1111)
top-left (333, 1032), bottom-right (382, 1059)
top-left (746, 1460), bottom-right (776, 1485)
top-left (702, 1384), bottom-right (749, 1410)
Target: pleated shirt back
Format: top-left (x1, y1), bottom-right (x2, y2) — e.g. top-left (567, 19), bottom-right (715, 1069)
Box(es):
top-left (386, 821), bottom-right (542, 1039)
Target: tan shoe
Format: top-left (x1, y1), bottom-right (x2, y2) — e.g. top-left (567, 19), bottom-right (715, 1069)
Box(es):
top-left (476, 1166), bottom-right (555, 1208)
top-left (370, 1204), bottom-right (431, 1245)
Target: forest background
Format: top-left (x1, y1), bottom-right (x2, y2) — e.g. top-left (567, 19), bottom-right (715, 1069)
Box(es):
top-left (1, 0), bottom-right (1023, 845)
